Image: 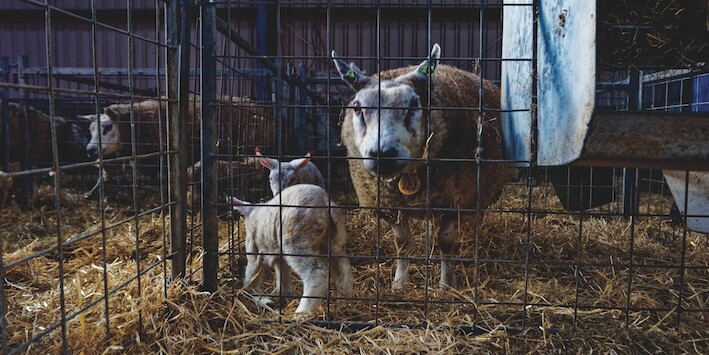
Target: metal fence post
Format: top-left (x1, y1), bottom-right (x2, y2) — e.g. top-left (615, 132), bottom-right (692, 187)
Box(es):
top-left (201, 0), bottom-right (218, 292)
top-left (1, 57), bottom-right (9, 172)
top-left (166, 0), bottom-right (190, 279)
top-left (622, 71), bottom-right (640, 218)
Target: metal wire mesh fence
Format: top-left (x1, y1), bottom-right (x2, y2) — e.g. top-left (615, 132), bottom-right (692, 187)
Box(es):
top-left (0, 1), bottom-right (182, 352)
top-left (198, 0), bottom-right (708, 334)
top-left (0, 0), bottom-right (707, 353)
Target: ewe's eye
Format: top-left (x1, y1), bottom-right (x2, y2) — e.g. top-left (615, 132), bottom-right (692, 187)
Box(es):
top-left (409, 97), bottom-right (419, 109)
top-left (353, 101), bottom-right (361, 115)
top-left (405, 97), bottom-right (420, 127)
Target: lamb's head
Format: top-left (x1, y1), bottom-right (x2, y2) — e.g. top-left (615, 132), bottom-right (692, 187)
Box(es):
top-left (83, 113), bottom-right (120, 159)
top-left (256, 147), bottom-right (312, 196)
top-left (332, 44), bottom-right (441, 177)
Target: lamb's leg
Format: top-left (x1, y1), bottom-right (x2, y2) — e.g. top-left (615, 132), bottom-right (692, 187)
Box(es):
top-left (332, 253), bottom-right (354, 298)
top-left (84, 167), bottom-right (108, 199)
top-left (243, 254), bottom-right (270, 305)
top-left (389, 213), bottom-right (412, 291)
top-left (287, 255), bottom-right (328, 314)
top-left (438, 213), bottom-right (459, 288)
top-left (273, 261), bottom-right (294, 307)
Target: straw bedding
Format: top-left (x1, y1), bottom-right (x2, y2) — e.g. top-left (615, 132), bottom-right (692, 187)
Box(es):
top-left (1, 180), bottom-right (707, 353)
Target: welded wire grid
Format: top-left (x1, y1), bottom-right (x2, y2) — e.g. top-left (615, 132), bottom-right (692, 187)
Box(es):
top-left (200, 0), bottom-right (707, 334)
top-left (1, 0), bottom-right (707, 353)
top-left (0, 1), bottom-right (175, 353)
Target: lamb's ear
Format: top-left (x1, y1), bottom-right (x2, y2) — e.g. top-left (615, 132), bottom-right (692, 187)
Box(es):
top-left (290, 152), bottom-right (312, 171)
top-left (400, 43), bottom-right (441, 83)
top-left (255, 148), bottom-right (278, 170)
top-left (227, 196), bottom-right (255, 216)
top-left (77, 114), bottom-right (98, 122)
top-left (332, 50), bottom-right (370, 90)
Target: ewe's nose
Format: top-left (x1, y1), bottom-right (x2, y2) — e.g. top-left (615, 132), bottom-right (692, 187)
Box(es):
top-left (365, 146), bottom-right (404, 176)
top-left (86, 145), bottom-right (99, 159)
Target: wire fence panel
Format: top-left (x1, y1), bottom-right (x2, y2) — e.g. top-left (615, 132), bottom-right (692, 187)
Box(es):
top-left (1, 0), bottom-right (707, 353)
top-left (0, 1), bottom-right (180, 353)
top-left (198, 0), bottom-right (708, 336)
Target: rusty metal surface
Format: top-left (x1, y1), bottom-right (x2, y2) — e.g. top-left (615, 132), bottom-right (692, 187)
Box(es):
top-left (576, 111), bottom-right (709, 171)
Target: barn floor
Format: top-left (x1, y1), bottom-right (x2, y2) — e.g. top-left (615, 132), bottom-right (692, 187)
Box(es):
top-left (1, 182), bottom-right (707, 353)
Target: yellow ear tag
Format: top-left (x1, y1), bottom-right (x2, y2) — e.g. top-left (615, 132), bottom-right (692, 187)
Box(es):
top-left (398, 171), bottom-right (421, 196)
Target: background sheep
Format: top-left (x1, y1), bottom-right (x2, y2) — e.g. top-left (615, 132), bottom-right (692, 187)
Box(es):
top-left (228, 184), bottom-right (353, 314)
top-left (85, 96), bottom-right (275, 175)
top-left (255, 147), bottom-right (325, 197)
top-left (186, 158), bottom-right (264, 213)
top-left (332, 43), bottom-right (514, 290)
top-left (0, 162), bottom-right (20, 208)
top-left (0, 100), bottom-right (89, 167)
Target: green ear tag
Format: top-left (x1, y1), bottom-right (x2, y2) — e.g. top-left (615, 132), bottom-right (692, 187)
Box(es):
top-left (344, 70), bottom-right (357, 83)
top-left (418, 62), bottom-right (436, 75)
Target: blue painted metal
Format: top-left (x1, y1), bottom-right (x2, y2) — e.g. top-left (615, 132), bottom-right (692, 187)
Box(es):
top-left (501, 0), bottom-right (533, 167)
top-left (537, 0), bottom-right (596, 166)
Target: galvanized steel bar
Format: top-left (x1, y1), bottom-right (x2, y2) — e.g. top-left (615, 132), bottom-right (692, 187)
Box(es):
top-left (166, 0), bottom-right (190, 280)
top-left (1, 57), bottom-right (9, 172)
top-left (201, 0), bottom-right (219, 292)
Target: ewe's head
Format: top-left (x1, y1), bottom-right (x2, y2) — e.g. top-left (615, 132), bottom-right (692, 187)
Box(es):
top-left (332, 44), bottom-right (440, 177)
top-left (256, 147), bottom-right (312, 196)
top-left (83, 112), bottom-right (120, 159)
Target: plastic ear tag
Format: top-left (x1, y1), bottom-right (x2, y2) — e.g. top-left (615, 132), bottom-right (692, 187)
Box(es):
top-left (398, 171), bottom-right (421, 196)
top-left (418, 62), bottom-right (436, 75)
top-left (344, 70), bottom-right (358, 83)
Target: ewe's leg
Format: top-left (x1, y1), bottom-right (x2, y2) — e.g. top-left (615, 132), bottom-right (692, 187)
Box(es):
top-left (333, 254), bottom-right (354, 298)
top-left (286, 255), bottom-right (328, 314)
top-left (438, 214), bottom-right (459, 288)
top-left (389, 214), bottom-right (412, 291)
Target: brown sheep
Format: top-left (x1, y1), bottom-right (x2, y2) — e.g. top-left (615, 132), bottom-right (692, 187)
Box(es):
top-left (86, 96), bottom-right (275, 166)
top-left (0, 100), bottom-right (88, 167)
top-left (0, 161), bottom-right (20, 208)
top-left (186, 158), bottom-right (264, 213)
top-left (332, 43), bottom-right (514, 290)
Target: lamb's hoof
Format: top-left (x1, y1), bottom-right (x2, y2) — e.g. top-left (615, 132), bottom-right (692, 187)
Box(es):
top-left (439, 276), bottom-right (457, 290)
top-left (293, 311), bottom-right (315, 322)
top-left (391, 278), bottom-right (408, 293)
top-left (439, 280), bottom-right (456, 290)
top-left (257, 296), bottom-right (274, 307)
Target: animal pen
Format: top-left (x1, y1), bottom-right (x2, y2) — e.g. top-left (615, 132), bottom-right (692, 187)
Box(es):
top-left (0, 0), bottom-right (707, 353)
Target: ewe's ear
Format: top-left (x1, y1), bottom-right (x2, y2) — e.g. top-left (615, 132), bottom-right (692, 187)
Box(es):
top-left (332, 50), bottom-right (371, 90)
top-left (400, 43), bottom-right (441, 83)
top-left (104, 104), bottom-right (131, 120)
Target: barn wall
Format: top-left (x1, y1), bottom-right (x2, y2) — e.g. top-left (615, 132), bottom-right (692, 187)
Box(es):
top-left (1, 3), bottom-right (504, 100)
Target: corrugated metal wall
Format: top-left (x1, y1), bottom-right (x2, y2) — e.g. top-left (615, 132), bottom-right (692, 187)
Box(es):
top-left (1, 2), bottom-right (503, 100)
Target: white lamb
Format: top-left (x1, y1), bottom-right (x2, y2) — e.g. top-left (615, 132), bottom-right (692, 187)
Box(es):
top-left (255, 147), bottom-right (326, 196)
top-left (227, 184), bottom-right (353, 314)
